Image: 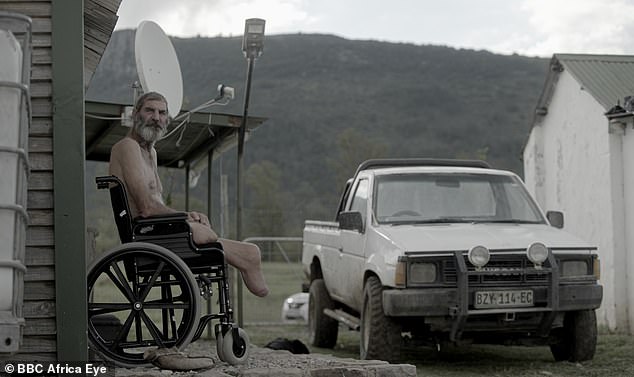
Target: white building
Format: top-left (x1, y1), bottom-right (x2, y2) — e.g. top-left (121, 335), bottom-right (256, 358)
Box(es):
top-left (523, 54), bottom-right (634, 334)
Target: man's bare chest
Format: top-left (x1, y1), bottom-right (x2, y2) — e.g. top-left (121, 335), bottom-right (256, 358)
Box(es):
top-left (139, 150), bottom-right (161, 193)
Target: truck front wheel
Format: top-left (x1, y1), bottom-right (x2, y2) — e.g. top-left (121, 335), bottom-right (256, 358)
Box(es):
top-left (549, 309), bottom-right (597, 362)
top-left (360, 276), bottom-right (401, 362)
top-left (308, 279), bottom-right (338, 348)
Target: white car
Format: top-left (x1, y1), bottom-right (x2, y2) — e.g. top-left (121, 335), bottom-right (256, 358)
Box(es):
top-left (281, 292), bottom-right (309, 323)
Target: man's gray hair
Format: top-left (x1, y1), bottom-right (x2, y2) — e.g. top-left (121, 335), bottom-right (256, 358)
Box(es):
top-left (134, 91), bottom-right (168, 113)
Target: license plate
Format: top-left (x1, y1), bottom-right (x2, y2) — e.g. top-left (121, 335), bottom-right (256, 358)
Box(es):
top-left (474, 290), bottom-right (533, 309)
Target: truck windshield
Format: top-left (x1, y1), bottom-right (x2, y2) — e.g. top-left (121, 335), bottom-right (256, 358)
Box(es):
top-left (374, 173), bottom-right (545, 225)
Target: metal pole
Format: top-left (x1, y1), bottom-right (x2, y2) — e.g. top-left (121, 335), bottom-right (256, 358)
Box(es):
top-left (206, 150), bottom-right (213, 338)
top-left (185, 164), bottom-right (190, 211)
top-left (236, 55), bottom-right (256, 328)
top-left (207, 150), bottom-right (214, 227)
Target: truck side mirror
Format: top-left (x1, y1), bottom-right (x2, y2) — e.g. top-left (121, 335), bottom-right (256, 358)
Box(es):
top-left (338, 211), bottom-right (364, 232)
top-left (546, 211), bottom-right (564, 229)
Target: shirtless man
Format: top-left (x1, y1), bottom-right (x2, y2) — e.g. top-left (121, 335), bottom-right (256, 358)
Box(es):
top-left (109, 91), bottom-right (269, 297)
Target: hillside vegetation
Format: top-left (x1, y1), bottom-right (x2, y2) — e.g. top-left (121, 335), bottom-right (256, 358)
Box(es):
top-left (86, 31), bottom-right (549, 243)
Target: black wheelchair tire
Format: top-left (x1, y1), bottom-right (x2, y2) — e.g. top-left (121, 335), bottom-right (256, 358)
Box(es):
top-left (87, 242), bottom-right (200, 367)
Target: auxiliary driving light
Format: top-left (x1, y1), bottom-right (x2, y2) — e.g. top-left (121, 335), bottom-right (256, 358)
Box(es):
top-left (526, 242), bottom-right (549, 267)
top-left (468, 245), bottom-right (490, 269)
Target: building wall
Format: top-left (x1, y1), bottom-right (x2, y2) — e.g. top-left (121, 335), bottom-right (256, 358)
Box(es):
top-left (523, 115), bottom-right (544, 205)
top-left (0, 0), bottom-right (56, 360)
top-left (523, 70), bottom-right (625, 332)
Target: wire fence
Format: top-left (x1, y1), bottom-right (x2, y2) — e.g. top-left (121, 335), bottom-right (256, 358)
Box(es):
top-left (244, 236), bottom-right (303, 263)
top-left (237, 237), bottom-right (305, 327)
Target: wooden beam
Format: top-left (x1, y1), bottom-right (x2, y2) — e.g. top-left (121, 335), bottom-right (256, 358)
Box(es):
top-left (52, 0), bottom-right (87, 362)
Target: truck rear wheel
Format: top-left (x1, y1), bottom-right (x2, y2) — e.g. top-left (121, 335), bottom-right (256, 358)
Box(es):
top-left (308, 279), bottom-right (338, 348)
top-left (550, 309), bottom-right (597, 362)
top-left (360, 276), bottom-right (401, 362)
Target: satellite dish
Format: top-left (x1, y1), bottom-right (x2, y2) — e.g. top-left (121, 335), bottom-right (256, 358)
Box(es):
top-left (134, 20), bottom-right (183, 118)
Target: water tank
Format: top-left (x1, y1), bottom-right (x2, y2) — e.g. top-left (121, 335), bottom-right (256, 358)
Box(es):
top-left (0, 11), bottom-right (31, 353)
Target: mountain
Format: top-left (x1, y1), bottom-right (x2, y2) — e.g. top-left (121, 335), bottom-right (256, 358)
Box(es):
top-left (86, 31), bottom-right (549, 240)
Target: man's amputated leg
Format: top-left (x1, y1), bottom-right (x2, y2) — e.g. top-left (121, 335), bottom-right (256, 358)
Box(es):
top-left (220, 238), bottom-right (269, 297)
top-left (190, 222), bottom-right (269, 297)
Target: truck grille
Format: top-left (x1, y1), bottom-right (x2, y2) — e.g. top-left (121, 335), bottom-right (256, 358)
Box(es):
top-left (442, 254), bottom-right (550, 285)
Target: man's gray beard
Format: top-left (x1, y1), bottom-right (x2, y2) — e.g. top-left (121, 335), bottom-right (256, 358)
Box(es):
top-left (133, 119), bottom-right (166, 143)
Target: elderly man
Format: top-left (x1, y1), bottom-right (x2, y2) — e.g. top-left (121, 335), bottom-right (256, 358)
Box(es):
top-left (109, 91), bottom-right (269, 297)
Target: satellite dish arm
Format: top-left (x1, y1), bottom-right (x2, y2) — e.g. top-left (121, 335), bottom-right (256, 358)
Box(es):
top-left (172, 84), bottom-right (235, 122)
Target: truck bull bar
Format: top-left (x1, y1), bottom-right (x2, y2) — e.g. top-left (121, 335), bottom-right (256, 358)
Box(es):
top-left (449, 250), bottom-right (559, 341)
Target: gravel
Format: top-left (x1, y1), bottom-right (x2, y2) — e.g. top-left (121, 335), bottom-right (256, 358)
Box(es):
top-left (114, 339), bottom-right (416, 377)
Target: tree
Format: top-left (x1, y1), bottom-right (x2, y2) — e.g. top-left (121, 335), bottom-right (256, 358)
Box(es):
top-left (327, 127), bottom-right (389, 185)
top-left (245, 160), bottom-right (285, 236)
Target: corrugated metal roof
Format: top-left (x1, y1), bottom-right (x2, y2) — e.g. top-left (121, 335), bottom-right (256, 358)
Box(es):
top-left (555, 53), bottom-right (634, 110)
top-left (524, 53), bottom-right (634, 154)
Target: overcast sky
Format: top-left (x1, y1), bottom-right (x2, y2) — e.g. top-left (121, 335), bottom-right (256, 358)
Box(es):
top-left (115, 0), bottom-right (634, 57)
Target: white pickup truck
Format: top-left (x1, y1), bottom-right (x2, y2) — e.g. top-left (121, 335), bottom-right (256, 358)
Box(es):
top-left (302, 159), bottom-right (602, 362)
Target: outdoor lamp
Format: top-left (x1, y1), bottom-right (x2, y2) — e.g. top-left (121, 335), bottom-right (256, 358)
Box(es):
top-left (237, 17), bottom-right (265, 328)
top-left (242, 18), bottom-right (265, 59)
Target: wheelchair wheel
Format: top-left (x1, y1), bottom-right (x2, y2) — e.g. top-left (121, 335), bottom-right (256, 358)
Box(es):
top-left (220, 327), bottom-right (250, 365)
top-left (215, 325), bottom-right (226, 362)
top-left (87, 242), bottom-right (200, 367)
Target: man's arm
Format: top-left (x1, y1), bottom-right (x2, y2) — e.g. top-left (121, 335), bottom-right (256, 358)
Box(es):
top-left (110, 137), bottom-right (176, 217)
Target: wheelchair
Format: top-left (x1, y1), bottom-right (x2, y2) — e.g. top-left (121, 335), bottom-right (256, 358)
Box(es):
top-left (87, 175), bottom-right (250, 367)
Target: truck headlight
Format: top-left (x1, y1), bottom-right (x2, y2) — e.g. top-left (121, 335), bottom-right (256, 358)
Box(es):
top-left (409, 263), bottom-right (437, 283)
top-left (526, 242), bottom-right (548, 267)
top-left (468, 245), bottom-right (490, 269)
top-left (561, 260), bottom-right (588, 277)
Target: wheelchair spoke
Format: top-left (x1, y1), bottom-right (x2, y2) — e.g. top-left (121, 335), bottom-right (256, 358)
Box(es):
top-left (142, 302), bottom-right (190, 310)
top-left (88, 303), bottom-right (130, 316)
top-left (168, 308), bottom-right (177, 340)
top-left (140, 310), bottom-right (166, 347)
top-left (107, 262), bottom-right (137, 301)
top-left (111, 311), bottom-right (135, 351)
top-left (161, 278), bottom-right (175, 340)
top-left (138, 261), bottom-right (166, 302)
top-left (135, 312), bottom-right (143, 344)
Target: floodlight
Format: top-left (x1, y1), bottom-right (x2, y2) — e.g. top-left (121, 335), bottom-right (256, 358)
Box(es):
top-left (242, 18), bottom-right (265, 59)
top-left (468, 245), bottom-right (490, 269)
top-left (527, 242), bottom-right (549, 267)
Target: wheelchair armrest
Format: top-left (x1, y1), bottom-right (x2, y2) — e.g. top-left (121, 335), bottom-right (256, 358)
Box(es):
top-left (134, 212), bottom-right (189, 225)
top-left (132, 213), bottom-right (191, 240)
top-left (96, 175), bottom-right (122, 190)
top-left (198, 241), bottom-right (224, 250)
